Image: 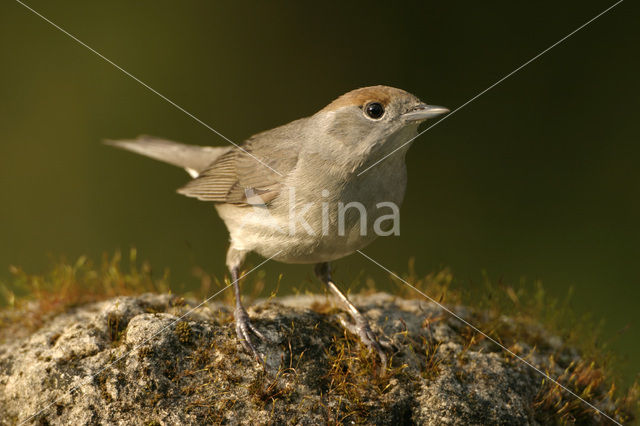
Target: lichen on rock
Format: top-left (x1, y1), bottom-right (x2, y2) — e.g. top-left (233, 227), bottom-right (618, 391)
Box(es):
top-left (0, 291), bottom-right (632, 425)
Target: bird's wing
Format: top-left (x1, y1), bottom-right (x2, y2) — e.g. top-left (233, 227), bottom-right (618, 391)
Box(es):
top-left (177, 124), bottom-right (301, 205)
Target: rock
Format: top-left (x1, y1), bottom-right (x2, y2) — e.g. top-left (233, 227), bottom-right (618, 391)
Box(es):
top-left (0, 292), bottom-right (621, 425)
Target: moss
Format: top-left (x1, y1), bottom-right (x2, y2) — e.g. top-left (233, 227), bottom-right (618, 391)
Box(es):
top-left (175, 321), bottom-right (193, 345)
top-left (169, 296), bottom-right (186, 308)
top-left (162, 359), bottom-right (177, 380)
top-left (422, 340), bottom-right (443, 381)
top-left (388, 259), bottom-right (639, 423)
top-left (107, 312), bottom-right (126, 344)
top-left (190, 346), bottom-right (212, 369)
top-left (0, 249), bottom-right (169, 342)
top-left (95, 372), bottom-right (112, 402)
top-left (0, 253), bottom-right (637, 423)
top-left (48, 333), bottom-right (61, 346)
top-left (138, 346), bottom-right (153, 360)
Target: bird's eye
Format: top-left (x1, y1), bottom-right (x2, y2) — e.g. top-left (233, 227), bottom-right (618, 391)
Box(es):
top-left (364, 102), bottom-right (385, 120)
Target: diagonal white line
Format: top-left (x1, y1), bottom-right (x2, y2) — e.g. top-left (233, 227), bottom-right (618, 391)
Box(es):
top-left (14, 0), bottom-right (283, 177)
top-left (20, 252), bottom-right (280, 425)
top-left (357, 0), bottom-right (624, 177)
top-left (357, 250), bottom-right (622, 425)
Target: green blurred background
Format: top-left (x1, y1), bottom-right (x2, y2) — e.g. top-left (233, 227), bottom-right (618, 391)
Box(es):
top-left (1, 1), bottom-right (638, 383)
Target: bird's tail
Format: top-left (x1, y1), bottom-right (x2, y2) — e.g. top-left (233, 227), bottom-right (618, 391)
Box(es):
top-left (104, 136), bottom-right (230, 178)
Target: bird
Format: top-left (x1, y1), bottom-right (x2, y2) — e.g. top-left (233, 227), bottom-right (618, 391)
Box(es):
top-left (106, 85), bottom-right (448, 370)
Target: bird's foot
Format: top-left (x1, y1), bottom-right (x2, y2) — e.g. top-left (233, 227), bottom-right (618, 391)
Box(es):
top-left (234, 306), bottom-right (266, 364)
top-left (339, 313), bottom-right (393, 375)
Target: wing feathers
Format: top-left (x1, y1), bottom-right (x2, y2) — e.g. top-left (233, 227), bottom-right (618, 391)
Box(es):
top-left (177, 140), bottom-right (297, 205)
top-left (109, 119), bottom-right (303, 206)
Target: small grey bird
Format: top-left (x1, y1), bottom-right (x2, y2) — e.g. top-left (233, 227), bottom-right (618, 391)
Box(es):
top-left (106, 85), bottom-right (448, 368)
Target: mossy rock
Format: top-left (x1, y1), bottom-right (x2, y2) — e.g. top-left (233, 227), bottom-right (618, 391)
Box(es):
top-left (0, 292), bottom-right (634, 425)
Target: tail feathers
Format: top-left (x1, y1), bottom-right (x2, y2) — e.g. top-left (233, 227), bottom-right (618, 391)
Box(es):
top-left (104, 136), bottom-right (231, 178)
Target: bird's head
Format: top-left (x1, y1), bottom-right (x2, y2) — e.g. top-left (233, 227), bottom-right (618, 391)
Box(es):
top-left (316, 85), bottom-right (448, 158)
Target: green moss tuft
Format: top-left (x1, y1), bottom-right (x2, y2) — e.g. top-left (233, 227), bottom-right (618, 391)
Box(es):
top-left (175, 321), bottom-right (193, 345)
top-left (0, 249), bottom-right (169, 341)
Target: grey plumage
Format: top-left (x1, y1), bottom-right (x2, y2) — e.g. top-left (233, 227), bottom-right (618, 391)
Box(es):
top-left (104, 85), bottom-right (449, 371)
top-left (105, 125), bottom-right (302, 206)
top-left (104, 136), bottom-right (230, 178)
top-left (177, 120), bottom-right (303, 205)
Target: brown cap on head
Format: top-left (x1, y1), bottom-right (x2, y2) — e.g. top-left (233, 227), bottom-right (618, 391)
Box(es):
top-left (322, 85), bottom-right (413, 112)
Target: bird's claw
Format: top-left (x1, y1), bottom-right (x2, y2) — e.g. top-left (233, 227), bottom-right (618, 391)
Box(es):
top-left (339, 315), bottom-right (392, 374)
top-left (235, 307), bottom-right (266, 364)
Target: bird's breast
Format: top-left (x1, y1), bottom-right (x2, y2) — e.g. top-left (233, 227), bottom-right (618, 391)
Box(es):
top-left (218, 135), bottom-right (411, 264)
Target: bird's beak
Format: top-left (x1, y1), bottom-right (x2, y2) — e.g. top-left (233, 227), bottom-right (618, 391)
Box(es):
top-left (402, 104), bottom-right (449, 122)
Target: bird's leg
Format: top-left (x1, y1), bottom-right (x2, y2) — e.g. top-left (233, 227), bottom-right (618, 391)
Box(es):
top-left (314, 262), bottom-right (390, 371)
top-left (232, 267), bottom-right (266, 363)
